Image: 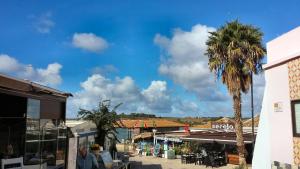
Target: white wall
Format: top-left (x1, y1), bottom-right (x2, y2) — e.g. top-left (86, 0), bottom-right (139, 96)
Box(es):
top-left (265, 64), bottom-right (293, 164)
top-left (267, 26), bottom-right (300, 63)
top-left (68, 137), bottom-right (78, 169)
top-left (252, 88), bottom-right (271, 169)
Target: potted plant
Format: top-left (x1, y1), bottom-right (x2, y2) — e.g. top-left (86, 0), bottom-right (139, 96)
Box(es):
top-left (173, 146), bottom-right (182, 159)
top-left (181, 143), bottom-right (191, 154)
top-left (227, 149), bottom-right (239, 165)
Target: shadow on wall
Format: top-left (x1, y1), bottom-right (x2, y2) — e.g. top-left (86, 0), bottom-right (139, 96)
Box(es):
top-left (130, 161), bottom-right (162, 169)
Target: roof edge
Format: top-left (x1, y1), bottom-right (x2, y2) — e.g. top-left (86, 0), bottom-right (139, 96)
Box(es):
top-left (0, 73), bottom-right (72, 97)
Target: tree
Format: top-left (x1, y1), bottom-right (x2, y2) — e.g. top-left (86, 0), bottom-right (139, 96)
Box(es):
top-left (77, 100), bottom-right (123, 148)
top-left (206, 20), bottom-right (265, 168)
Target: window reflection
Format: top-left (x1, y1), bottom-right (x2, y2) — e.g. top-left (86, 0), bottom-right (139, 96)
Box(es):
top-left (57, 120), bottom-right (67, 166)
top-left (40, 119), bottom-right (57, 166)
top-left (25, 99), bottom-right (41, 165)
top-left (27, 99), bottom-right (40, 119)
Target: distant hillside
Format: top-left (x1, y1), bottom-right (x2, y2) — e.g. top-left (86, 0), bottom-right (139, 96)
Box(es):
top-left (118, 112), bottom-right (157, 119)
top-left (166, 116), bottom-right (224, 125)
top-left (117, 113), bottom-right (232, 126)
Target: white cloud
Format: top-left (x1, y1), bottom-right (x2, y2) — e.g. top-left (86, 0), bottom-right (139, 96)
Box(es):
top-left (91, 65), bottom-right (119, 75)
top-left (141, 81), bottom-right (172, 113)
top-left (0, 54), bottom-right (62, 86)
top-left (155, 24), bottom-right (226, 101)
top-left (69, 74), bottom-right (142, 116)
top-left (33, 12), bottom-right (55, 34)
top-left (171, 99), bottom-right (200, 115)
top-left (241, 73), bottom-right (266, 117)
top-left (142, 81), bottom-right (168, 102)
top-left (0, 54), bottom-right (21, 72)
top-left (72, 33), bottom-right (108, 53)
top-left (67, 73), bottom-right (201, 117)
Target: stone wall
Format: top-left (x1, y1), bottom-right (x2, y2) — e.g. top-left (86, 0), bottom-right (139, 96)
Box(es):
top-left (288, 57), bottom-right (300, 166)
top-left (288, 57), bottom-right (300, 101)
top-left (294, 138), bottom-right (300, 165)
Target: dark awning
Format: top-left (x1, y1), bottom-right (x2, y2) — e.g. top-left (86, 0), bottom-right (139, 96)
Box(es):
top-left (181, 130), bottom-right (255, 145)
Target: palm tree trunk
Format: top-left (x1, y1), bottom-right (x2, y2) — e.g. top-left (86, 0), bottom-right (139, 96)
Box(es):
top-left (95, 130), bottom-right (106, 148)
top-left (233, 92), bottom-right (247, 169)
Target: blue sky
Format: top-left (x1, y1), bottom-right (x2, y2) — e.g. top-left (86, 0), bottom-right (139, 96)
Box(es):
top-left (1, 0), bottom-right (300, 118)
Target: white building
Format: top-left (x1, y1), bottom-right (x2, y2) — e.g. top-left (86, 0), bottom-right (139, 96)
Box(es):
top-left (253, 27), bottom-right (300, 169)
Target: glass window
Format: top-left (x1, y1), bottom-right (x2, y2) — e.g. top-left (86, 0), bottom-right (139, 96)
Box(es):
top-left (57, 120), bottom-right (67, 167)
top-left (24, 99), bottom-right (41, 165)
top-left (24, 119), bottom-right (41, 165)
top-left (292, 100), bottom-right (300, 136)
top-left (79, 137), bottom-right (88, 151)
top-left (88, 135), bottom-right (95, 147)
top-left (24, 98), bottom-right (66, 168)
top-left (27, 99), bottom-right (40, 119)
top-left (40, 119), bottom-right (57, 166)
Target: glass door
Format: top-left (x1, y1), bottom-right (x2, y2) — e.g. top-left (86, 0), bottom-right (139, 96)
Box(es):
top-left (24, 99), bottom-right (41, 165)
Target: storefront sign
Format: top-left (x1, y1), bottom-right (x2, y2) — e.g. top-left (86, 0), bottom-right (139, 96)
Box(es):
top-left (211, 123), bottom-right (234, 130)
top-left (274, 102), bottom-right (283, 112)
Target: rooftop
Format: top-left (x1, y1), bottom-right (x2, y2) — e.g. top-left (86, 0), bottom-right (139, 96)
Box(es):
top-left (243, 115), bottom-right (260, 127)
top-left (0, 73), bottom-right (72, 98)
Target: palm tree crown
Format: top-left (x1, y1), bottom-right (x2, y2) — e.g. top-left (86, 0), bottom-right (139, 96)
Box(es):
top-left (77, 100), bottom-right (123, 148)
top-left (206, 20), bottom-right (265, 95)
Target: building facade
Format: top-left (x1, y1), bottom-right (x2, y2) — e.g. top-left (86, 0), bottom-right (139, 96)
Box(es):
top-left (253, 26), bottom-right (300, 169)
top-left (0, 74), bottom-right (71, 169)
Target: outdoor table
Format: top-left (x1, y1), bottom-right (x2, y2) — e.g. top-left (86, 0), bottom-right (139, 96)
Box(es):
top-left (181, 154), bottom-right (188, 164)
top-left (186, 154), bottom-right (196, 164)
top-left (195, 155), bottom-right (204, 165)
top-left (112, 160), bottom-right (130, 169)
top-left (112, 160), bottom-right (122, 168)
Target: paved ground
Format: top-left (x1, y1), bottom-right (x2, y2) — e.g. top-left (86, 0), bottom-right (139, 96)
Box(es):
top-left (129, 155), bottom-right (243, 169)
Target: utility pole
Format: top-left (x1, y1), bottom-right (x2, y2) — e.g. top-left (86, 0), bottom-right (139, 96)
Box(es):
top-left (251, 72), bottom-right (255, 150)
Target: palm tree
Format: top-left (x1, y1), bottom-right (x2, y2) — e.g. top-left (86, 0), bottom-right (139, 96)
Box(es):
top-left (77, 100), bottom-right (123, 149)
top-left (206, 20), bottom-right (265, 168)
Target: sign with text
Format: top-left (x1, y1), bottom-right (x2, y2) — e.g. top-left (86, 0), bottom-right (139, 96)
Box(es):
top-left (211, 122), bottom-right (235, 130)
top-left (274, 102), bottom-right (283, 112)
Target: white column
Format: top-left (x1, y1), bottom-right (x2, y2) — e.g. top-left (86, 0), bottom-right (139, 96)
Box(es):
top-left (68, 133), bottom-right (79, 169)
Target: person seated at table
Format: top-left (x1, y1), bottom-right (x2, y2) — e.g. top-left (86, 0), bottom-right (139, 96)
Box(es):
top-left (3, 144), bottom-right (16, 158)
top-left (6, 144), bottom-right (13, 156)
top-left (77, 146), bottom-right (99, 169)
top-left (91, 148), bottom-right (105, 169)
top-left (201, 148), bottom-right (208, 157)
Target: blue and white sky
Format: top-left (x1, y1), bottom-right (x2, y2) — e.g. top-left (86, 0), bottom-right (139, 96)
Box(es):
top-left (0, 0), bottom-right (299, 118)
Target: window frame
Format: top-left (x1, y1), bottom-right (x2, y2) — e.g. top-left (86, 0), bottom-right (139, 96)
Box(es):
top-left (291, 100), bottom-right (300, 137)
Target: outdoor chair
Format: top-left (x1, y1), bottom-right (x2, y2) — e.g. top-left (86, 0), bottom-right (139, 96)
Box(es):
top-left (194, 154), bottom-right (204, 165)
top-left (185, 154), bottom-right (195, 164)
top-left (181, 154), bottom-right (187, 164)
top-left (189, 154), bottom-right (196, 164)
top-left (214, 154), bottom-right (226, 166)
top-left (204, 155), bottom-right (219, 168)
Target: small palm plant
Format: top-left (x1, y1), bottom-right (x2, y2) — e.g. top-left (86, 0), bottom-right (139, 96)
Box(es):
top-left (77, 100), bottom-right (123, 148)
